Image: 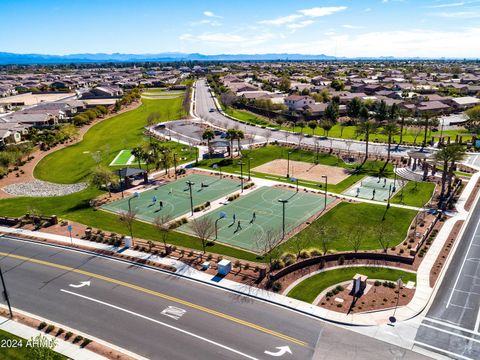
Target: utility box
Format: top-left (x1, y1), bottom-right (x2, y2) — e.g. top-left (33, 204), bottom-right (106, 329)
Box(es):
top-left (124, 236), bottom-right (132, 248)
top-left (217, 259), bottom-right (231, 276)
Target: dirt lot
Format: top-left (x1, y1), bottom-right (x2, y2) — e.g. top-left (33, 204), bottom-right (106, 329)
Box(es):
top-left (253, 159), bottom-right (350, 185)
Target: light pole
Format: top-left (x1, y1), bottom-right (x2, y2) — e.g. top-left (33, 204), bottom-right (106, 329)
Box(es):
top-left (239, 161), bottom-right (244, 193)
top-left (393, 164), bottom-right (397, 192)
top-left (0, 265), bottom-right (13, 318)
top-left (215, 211), bottom-right (227, 240)
top-left (390, 276), bottom-right (404, 324)
top-left (128, 192), bottom-right (139, 212)
top-left (286, 151), bottom-right (292, 178)
top-left (278, 199), bottom-right (288, 239)
top-left (173, 153), bottom-right (177, 180)
top-left (322, 175), bottom-right (328, 209)
top-left (291, 177), bottom-right (299, 192)
top-left (387, 183), bottom-right (393, 209)
top-left (247, 157), bottom-right (252, 181)
top-left (213, 164), bottom-right (222, 178)
top-left (186, 180), bottom-right (195, 215)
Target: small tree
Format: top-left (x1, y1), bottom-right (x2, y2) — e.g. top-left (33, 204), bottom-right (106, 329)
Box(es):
top-left (320, 119), bottom-right (333, 136)
top-left (202, 129), bottom-right (215, 158)
top-left (255, 228), bottom-right (283, 272)
top-left (190, 217), bottom-right (215, 253)
top-left (119, 209), bottom-right (138, 245)
top-left (263, 129), bottom-right (272, 144)
top-left (308, 120), bottom-right (317, 135)
top-left (30, 334), bottom-right (58, 360)
top-left (90, 165), bottom-right (118, 197)
top-left (376, 223), bottom-right (392, 253)
top-left (153, 214), bottom-right (173, 250)
top-left (347, 224), bottom-right (363, 253)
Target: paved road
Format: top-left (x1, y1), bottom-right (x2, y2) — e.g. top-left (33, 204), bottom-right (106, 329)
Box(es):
top-left (0, 236), bottom-right (428, 360)
top-left (414, 195), bottom-right (480, 359)
top-left (194, 79), bottom-right (426, 159)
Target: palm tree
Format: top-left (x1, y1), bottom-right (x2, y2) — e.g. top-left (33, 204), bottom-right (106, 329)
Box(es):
top-left (434, 144), bottom-right (466, 208)
top-left (235, 130), bottom-right (245, 155)
top-left (131, 146), bottom-right (144, 169)
top-left (381, 119), bottom-right (400, 170)
top-left (398, 108), bottom-right (411, 145)
top-left (202, 129), bottom-right (215, 159)
top-left (422, 111), bottom-right (434, 148)
top-left (226, 129), bottom-right (237, 158)
top-left (355, 106), bottom-right (378, 165)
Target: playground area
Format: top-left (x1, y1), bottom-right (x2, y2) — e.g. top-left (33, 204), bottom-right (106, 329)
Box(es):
top-left (342, 176), bottom-right (406, 202)
top-left (252, 159), bottom-right (350, 184)
top-left (100, 173), bottom-right (241, 222)
top-left (179, 186), bottom-right (334, 253)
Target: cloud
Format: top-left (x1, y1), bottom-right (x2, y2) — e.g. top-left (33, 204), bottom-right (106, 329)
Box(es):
top-left (287, 20), bottom-right (315, 29)
top-left (425, 2), bottom-right (465, 8)
top-left (203, 11), bottom-right (222, 18)
top-left (258, 14), bottom-right (303, 25)
top-left (342, 24), bottom-right (364, 29)
top-left (432, 10), bottom-right (480, 17)
top-left (298, 6), bottom-right (347, 17)
top-left (180, 33), bottom-right (244, 43)
top-left (179, 32), bottom-right (275, 47)
top-left (190, 19), bottom-right (221, 27)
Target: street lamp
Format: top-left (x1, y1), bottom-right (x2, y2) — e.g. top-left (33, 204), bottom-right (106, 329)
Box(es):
top-left (322, 175), bottom-right (328, 209)
top-left (186, 181), bottom-right (195, 215)
top-left (238, 161), bottom-right (244, 193)
top-left (393, 164), bottom-right (397, 192)
top-left (213, 164), bottom-right (222, 178)
top-left (173, 153), bottom-right (178, 179)
top-left (278, 199), bottom-right (289, 239)
top-left (247, 157), bottom-right (252, 181)
top-left (286, 151), bottom-right (292, 178)
top-left (291, 177), bottom-right (299, 192)
top-left (215, 211), bottom-right (227, 240)
top-left (128, 192), bottom-right (140, 212)
top-left (389, 276), bottom-right (404, 324)
top-left (387, 183), bottom-right (393, 209)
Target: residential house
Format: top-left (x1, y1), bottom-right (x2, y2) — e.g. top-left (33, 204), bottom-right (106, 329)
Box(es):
top-left (284, 95), bottom-right (314, 111)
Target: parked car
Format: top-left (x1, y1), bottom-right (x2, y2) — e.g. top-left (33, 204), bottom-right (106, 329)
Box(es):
top-left (209, 108), bottom-right (215, 112)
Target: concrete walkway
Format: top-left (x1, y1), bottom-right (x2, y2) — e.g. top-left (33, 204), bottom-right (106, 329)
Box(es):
top-left (0, 314), bottom-right (106, 360)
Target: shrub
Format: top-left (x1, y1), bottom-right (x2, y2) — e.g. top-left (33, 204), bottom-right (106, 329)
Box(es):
top-left (309, 248), bottom-right (322, 257)
top-left (65, 331), bottom-right (73, 340)
top-left (81, 338), bottom-right (92, 348)
top-left (271, 281), bottom-right (282, 292)
top-left (38, 321), bottom-right (47, 330)
top-left (338, 256), bottom-right (345, 265)
top-left (299, 250), bottom-right (310, 259)
top-left (374, 280), bottom-right (381, 286)
top-left (56, 328), bottom-right (64, 337)
top-left (45, 324), bottom-right (55, 333)
top-left (73, 335), bottom-right (84, 344)
top-left (234, 260), bottom-right (241, 268)
top-left (244, 263), bottom-right (250, 270)
top-left (281, 252), bottom-right (297, 265)
top-left (336, 303), bottom-right (342, 308)
top-left (326, 291), bottom-right (333, 297)
top-left (335, 285), bottom-right (344, 292)
top-left (270, 259), bottom-right (285, 270)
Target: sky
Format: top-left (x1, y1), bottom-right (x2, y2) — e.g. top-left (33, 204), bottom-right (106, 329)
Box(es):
top-left (1, 0), bottom-right (479, 58)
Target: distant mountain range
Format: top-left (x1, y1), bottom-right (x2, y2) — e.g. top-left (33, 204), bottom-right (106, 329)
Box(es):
top-left (0, 52), bottom-right (474, 65)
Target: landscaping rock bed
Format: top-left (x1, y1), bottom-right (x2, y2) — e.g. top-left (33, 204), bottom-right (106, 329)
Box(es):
top-left (3, 180), bottom-right (87, 197)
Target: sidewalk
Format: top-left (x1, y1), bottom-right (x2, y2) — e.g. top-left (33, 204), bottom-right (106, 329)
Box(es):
top-left (1, 172), bottom-right (478, 327)
top-left (0, 315), bottom-right (106, 360)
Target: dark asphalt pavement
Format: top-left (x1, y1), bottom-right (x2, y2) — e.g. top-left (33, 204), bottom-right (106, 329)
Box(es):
top-left (0, 236), bottom-right (429, 359)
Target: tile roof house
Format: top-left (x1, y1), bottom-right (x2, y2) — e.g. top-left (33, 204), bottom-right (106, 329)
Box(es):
top-left (284, 95), bottom-right (314, 111)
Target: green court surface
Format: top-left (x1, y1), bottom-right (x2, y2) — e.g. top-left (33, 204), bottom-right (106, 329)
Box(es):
top-left (101, 174), bottom-right (241, 221)
top-left (179, 186), bottom-right (333, 253)
top-left (343, 176), bottom-right (406, 202)
top-left (109, 149), bottom-right (145, 166)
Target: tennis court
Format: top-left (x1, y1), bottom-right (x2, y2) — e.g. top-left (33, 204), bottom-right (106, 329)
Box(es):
top-left (342, 176), bottom-right (406, 201)
top-left (109, 149), bottom-right (145, 166)
top-left (179, 186), bottom-right (334, 253)
top-left (100, 174), bottom-right (241, 221)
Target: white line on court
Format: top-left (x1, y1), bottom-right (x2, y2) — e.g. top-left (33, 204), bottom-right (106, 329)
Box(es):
top-left (60, 289), bottom-right (260, 360)
top-left (108, 150), bottom-right (126, 166)
top-left (446, 217), bottom-right (480, 309)
top-left (475, 309), bottom-right (480, 333)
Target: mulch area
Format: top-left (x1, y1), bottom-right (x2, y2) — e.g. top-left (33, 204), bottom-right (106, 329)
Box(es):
top-left (464, 177), bottom-right (480, 211)
top-left (429, 220), bottom-right (464, 287)
top-left (318, 281), bottom-right (415, 314)
top-left (0, 100), bottom-right (141, 199)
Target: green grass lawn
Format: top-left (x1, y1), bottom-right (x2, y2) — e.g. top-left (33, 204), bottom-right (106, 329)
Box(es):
top-left (198, 145), bottom-right (393, 193)
top-left (0, 187), bottom-right (261, 262)
top-left (223, 106), bottom-right (469, 145)
top-left (0, 329), bottom-right (66, 360)
top-left (34, 96), bottom-right (187, 184)
top-left (287, 267), bottom-right (416, 303)
top-left (278, 202), bottom-right (416, 253)
top-left (390, 181), bottom-right (436, 207)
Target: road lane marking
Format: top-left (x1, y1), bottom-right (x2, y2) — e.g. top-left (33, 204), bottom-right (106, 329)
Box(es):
top-left (264, 345), bottom-right (292, 357)
top-left (446, 217), bottom-right (480, 308)
top-left (69, 281), bottom-right (91, 288)
top-left (60, 289), bottom-right (260, 360)
top-left (425, 317), bottom-right (480, 336)
top-left (414, 340), bottom-right (474, 360)
top-left (161, 306), bottom-right (186, 320)
top-left (0, 251), bottom-right (306, 347)
top-left (420, 323), bottom-right (480, 344)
